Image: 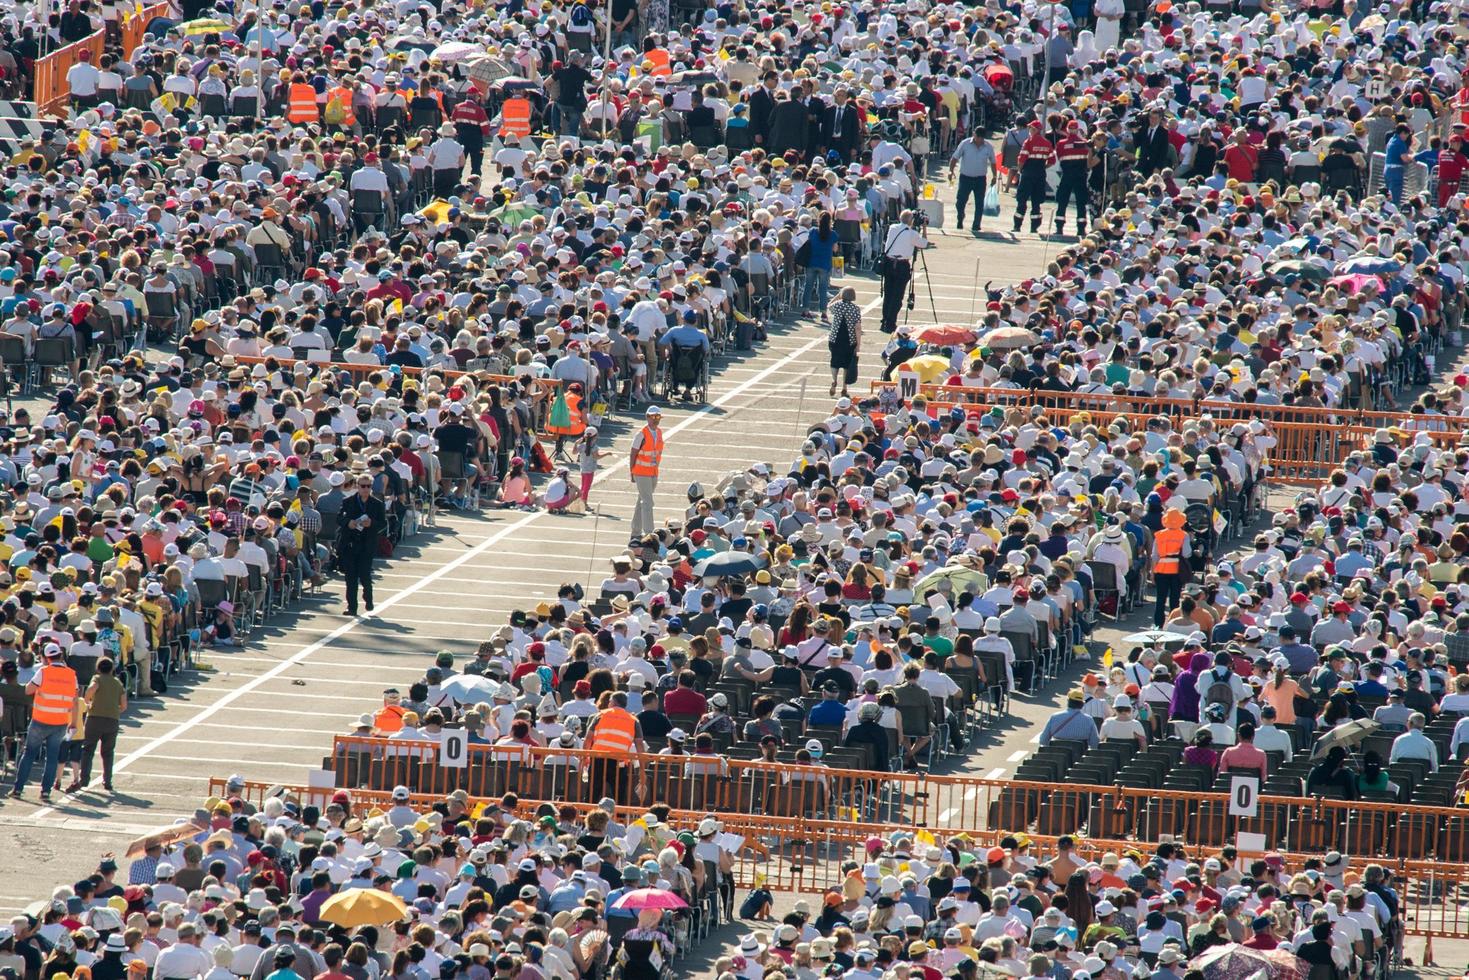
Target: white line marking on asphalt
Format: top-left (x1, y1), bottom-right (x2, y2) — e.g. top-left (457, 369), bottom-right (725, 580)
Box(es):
top-left (32, 314), bottom-right (842, 818)
top-left (963, 787), bottom-right (979, 801)
top-left (984, 767), bottom-right (1007, 780)
top-left (1007, 750), bottom-right (1029, 762)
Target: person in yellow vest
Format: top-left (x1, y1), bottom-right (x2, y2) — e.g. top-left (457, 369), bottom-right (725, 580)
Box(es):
top-left (375, 687), bottom-right (407, 734)
top-left (10, 644), bottom-right (78, 801)
top-left (1151, 508), bottom-right (1192, 628)
top-left (627, 405), bottom-right (664, 542)
top-left (286, 72), bottom-right (319, 125)
top-left (583, 690), bottom-right (646, 803)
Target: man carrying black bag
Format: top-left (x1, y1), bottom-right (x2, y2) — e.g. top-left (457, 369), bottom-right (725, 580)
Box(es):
top-left (338, 472), bottom-right (387, 617)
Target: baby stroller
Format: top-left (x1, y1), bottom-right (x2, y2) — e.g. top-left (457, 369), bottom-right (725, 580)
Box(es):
top-left (1184, 501), bottom-right (1214, 572)
top-left (664, 342), bottom-right (710, 403)
top-left (981, 62), bottom-right (1015, 131)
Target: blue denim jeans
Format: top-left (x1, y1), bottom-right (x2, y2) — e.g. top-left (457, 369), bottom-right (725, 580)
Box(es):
top-left (14, 722), bottom-right (67, 794)
top-left (1384, 166), bottom-right (1405, 205)
top-left (802, 266), bottom-right (831, 313)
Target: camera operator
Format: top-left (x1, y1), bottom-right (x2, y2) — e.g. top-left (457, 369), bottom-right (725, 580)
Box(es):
top-left (880, 210), bottom-right (928, 334)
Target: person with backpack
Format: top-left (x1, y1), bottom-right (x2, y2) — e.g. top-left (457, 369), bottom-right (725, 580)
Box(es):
top-left (1199, 650), bottom-right (1248, 731)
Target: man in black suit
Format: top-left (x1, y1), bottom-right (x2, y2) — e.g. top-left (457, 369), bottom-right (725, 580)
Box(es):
top-left (749, 71), bottom-right (780, 147)
top-left (1134, 105), bottom-right (1173, 177)
top-left (338, 472), bottom-right (388, 616)
top-left (822, 87), bottom-right (862, 163)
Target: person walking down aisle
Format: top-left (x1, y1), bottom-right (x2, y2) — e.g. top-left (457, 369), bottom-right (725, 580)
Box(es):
top-left (950, 126), bottom-right (998, 234)
top-left (338, 474), bottom-right (387, 617)
top-left (827, 286), bottom-right (863, 398)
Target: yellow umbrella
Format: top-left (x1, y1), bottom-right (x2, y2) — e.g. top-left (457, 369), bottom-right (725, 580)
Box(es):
top-left (318, 889), bottom-right (409, 927)
top-left (901, 354), bottom-right (953, 382)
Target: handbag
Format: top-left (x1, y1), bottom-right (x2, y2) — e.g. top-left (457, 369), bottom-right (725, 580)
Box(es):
top-left (983, 184), bottom-right (1001, 216)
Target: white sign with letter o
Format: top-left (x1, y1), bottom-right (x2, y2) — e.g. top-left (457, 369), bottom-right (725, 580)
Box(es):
top-left (440, 730), bottom-right (469, 769)
top-left (1228, 775), bottom-right (1259, 817)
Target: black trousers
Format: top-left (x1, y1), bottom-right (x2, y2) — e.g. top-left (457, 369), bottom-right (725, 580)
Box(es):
top-left (80, 715), bottom-right (119, 786)
top-left (955, 174), bottom-right (988, 229)
top-left (344, 547), bottom-right (376, 612)
top-left (1055, 168), bottom-right (1089, 226)
top-left (881, 258), bottom-right (911, 332)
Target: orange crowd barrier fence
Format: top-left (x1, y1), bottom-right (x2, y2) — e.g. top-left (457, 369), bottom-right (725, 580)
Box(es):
top-left (230, 354), bottom-right (564, 430)
top-left (208, 775), bottom-right (1469, 939)
top-left (869, 380), bottom-right (1462, 434)
top-left (321, 737), bottom-right (1469, 863)
top-left (34, 3), bottom-right (169, 118)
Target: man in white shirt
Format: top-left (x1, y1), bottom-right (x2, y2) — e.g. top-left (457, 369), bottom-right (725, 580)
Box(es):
top-left (153, 922), bottom-right (212, 980)
top-left (879, 210), bottom-right (928, 333)
top-left (67, 49), bottom-right (101, 104)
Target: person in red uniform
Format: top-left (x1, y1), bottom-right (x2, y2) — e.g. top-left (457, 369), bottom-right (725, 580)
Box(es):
top-left (451, 94), bottom-right (491, 178)
top-left (1012, 120), bottom-right (1055, 234)
top-left (1052, 119), bottom-right (1091, 237)
top-left (1439, 133), bottom-right (1469, 207)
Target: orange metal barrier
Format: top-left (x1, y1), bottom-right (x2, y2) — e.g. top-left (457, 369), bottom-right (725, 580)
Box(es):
top-left (872, 381), bottom-right (1469, 438)
top-left (34, 34), bottom-right (105, 117)
top-left (231, 355), bottom-right (563, 430)
top-left (324, 738), bottom-right (1469, 863)
top-left (208, 776), bottom-right (1469, 939)
top-left (34, 3), bottom-right (171, 118)
top-left (119, 4), bottom-right (171, 56)
top-left (326, 737), bottom-right (912, 825)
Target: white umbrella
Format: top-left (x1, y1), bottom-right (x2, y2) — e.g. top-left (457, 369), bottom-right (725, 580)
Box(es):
top-left (433, 41), bottom-right (484, 63)
top-left (438, 674), bottom-right (498, 704)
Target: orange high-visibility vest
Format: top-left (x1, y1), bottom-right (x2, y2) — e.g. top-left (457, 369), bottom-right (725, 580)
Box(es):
top-left (645, 49), bottom-right (672, 77)
top-left (287, 82), bottom-right (320, 123)
top-left (548, 392), bottom-right (586, 438)
top-left (374, 703), bottom-right (406, 733)
top-left (31, 664), bottom-right (78, 726)
top-left (326, 86), bottom-right (356, 126)
top-left (500, 97), bottom-right (532, 138)
top-left (630, 425), bottom-right (663, 477)
top-left (586, 707), bottom-right (637, 754)
top-left (1154, 526), bottom-right (1186, 576)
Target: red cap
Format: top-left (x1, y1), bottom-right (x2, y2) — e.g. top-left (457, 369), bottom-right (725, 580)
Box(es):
top-left (1289, 592), bottom-right (1309, 604)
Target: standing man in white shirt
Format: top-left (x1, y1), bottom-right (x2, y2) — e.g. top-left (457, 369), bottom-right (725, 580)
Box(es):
top-left (879, 211), bottom-right (928, 334)
top-left (67, 48), bottom-right (101, 108)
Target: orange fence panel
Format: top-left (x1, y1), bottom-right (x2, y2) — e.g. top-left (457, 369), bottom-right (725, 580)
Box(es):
top-left (207, 775), bottom-right (1469, 939)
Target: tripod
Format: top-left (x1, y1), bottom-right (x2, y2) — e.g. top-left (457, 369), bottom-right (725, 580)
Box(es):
top-left (904, 240), bottom-right (938, 325)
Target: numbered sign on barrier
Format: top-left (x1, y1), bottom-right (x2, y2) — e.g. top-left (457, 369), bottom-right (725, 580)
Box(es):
top-left (440, 730), bottom-right (469, 769)
top-left (897, 368), bottom-right (919, 402)
top-left (1228, 775), bottom-right (1259, 817)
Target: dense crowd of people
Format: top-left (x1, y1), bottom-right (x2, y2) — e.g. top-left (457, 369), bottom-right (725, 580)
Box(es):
top-left (4, 0), bottom-right (1469, 974)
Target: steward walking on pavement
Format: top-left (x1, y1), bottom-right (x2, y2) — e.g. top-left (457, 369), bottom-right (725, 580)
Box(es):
top-left (583, 690), bottom-right (646, 802)
top-left (1012, 120), bottom-right (1055, 234)
top-left (949, 126), bottom-right (998, 235)
top-left (451, 94), bottom-right (491, 178)
top-left (628, 406), bottom-right (664, 542)
top-left (1152, 508), bottom-right (1193, 627)
top-left (11, 644), bottom-right (78, 801)
top-left (338, 473), bottom-right (388, 617)
top-left (1053, 120), bottom-right (1092, 236)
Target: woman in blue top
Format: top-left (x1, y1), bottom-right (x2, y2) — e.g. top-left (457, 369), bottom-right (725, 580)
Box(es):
top-left (801, 211), bottom-right (839, 321)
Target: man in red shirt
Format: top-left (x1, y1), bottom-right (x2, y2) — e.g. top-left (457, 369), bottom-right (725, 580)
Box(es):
top-left (1222, 130), bottom-right (1259, 183)
top-left (1053, 120), bottom-right (1091, 237)
top-left (662, 670), bottom-right (707, 716)
top-left (1013, 120), bottom-right (1055, 234)
top-left (366, 268), bottom-right (411, 304)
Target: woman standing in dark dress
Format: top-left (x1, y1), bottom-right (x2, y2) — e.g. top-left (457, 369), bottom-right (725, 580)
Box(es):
top-left (826, 286), bottom-right (862, 397)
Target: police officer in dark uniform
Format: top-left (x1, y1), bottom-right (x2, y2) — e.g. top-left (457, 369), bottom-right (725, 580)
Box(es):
top-left (338, 471), bottom-right (388, 616)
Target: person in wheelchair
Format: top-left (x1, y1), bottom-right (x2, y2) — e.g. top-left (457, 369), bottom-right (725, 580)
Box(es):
top-left (658, 311), bottom-right (711, 401)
